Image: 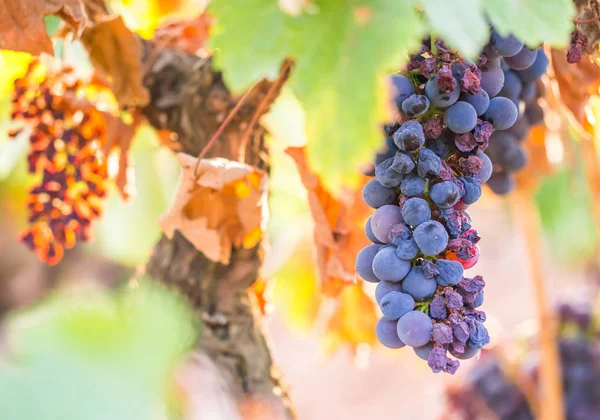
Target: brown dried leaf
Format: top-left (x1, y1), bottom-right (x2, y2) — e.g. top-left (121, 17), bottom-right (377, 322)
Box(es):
top-left (286, 146), bottom-right (372, 297)
top-left (0, 0), bottom-right (88, 55)
top-left (159, 153), bottom-right (268, 264)
top-left (551, 48), bottom-right (600, 123)
top-left (82, 16), bottom-right (149, 107)
top-left (152, 14), bottom-right (213, 56)
top-left (324, 285), bottom-right (377, 355)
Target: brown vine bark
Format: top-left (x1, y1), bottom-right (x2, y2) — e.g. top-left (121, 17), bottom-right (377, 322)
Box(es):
top-left (140, 43), bottom-right (294, 418)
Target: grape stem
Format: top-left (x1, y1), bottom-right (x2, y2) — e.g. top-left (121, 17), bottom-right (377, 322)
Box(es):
top-left (430, 34), bottom-right (437, 55)
top-left (573, 15), bottom-right (600, 24)
top-left (515, 188), bottom-right (565, 420)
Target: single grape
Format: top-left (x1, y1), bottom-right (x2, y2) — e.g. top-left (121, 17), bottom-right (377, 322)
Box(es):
top-left (516, 49), bottom-right (549, 83)
top-left (395, 237), bottom-right (419, 260)
top-left (417, 148), bottom-right (442, 178)
top-left (414, 342), bottom-right (434, 361)
top-left (473, 291), bottom-right (484, 308)
top-left (375, 157), bottom-right (404, 188)
top-left (435, 259), bottom-right (464, 286)
top-left (483, 44), bottom-right (500, 60)
top-left (388, 74), bottom-right (415, 109)
top-left (507, 116), bottom-right (530, 140)
top-left (393, 120), bottom-right (425, 152)
top-left (483, 97), bottom-right (518, 130)
top-left (520, 82), bottom-right (537, 103)
top-left (372, 246), bottom-right (411, 282)
top-left (376, 317), bottom-right (405, 349)
top-left (504, 47), bottom-right (538, 70)
top-left (490, 30), bottom-right (524, 57)
top-left (480, 56), bottom-right (501, 72)
top-left (375, 280), bottom-right (404, 305)
top-left (525, 101), bottom-right (544, 125)
top-left (400, 173), bottom-right (426, 197)
top-left (401, 197), bottom-right (431, 228)
top-left (371, 205), bottom-right (404, 243)
top-left (485, 131), bottom-right (519, 163)
top-left (480, 66), bottom-right (505, 97)
top-left (402, 266), bottom-right (438, 301)
top-left (447, 244), bottom-right (480, 269)
top-left (452, 342), bottom-right (480, 360)
top-left (430, 181), bottom-right (462, 209)
top-left (498, 70), bottom-right (522, 100)
top-left (396, 310), bottom-right (433, 347)
top-left (362, 179), bottom-right (398, 209)
top-left (445, 101), bottom-right (477, 134)
top-left (459, 176), bottom-right (482, 205)
top-left (451, 58), bottom-right (475, 79)
top-left (380, 291), bottom-right (415, 320)
top-left (460, 90), bottom-right (490, 116)
top-left (402, 94), bottom-right (430, 118)
top-left (391, 152), bottom-right (416, 174)
top-left (355, 244), bottom-right (383, 282)
top-left (476, 150), bottom-right (493, 184)
top-left (413, 220), bottom-right (449, 256)
top-left (426, 135), bottom-right (453, 159)
top-left (425, 76), bottom-right (460, 108)
top-left (504, 147), bottom-right (528, 172)
top-left (365, 217), bottom-right (384, 244)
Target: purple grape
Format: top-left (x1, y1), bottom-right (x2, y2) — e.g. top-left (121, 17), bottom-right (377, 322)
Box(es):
top-left (426, 135), bottom-right (452, 159)
top-left (460, 90), bottom-right (490, 116)
top-left (376, 318), bottom-right (405, 349)
top-left (388, 74), bottom-right (415, 109)
top-left (435, 259), bottom-right (464, 286)
top-left (380, 291), bottom-right (415, 320)
top-left (397, 310), bottom-right (434, 347)
top-left (504, 47), bottom-right (538, 70)
top-left (473, 291), bottom-right (484, 308)
top-left (516, 49), bottom-right (548, 82)
top-left (476, 150), bottom-right (493, 183)
top-left (520, 82), bottom-right (536, 102)
top-left (483, 97), bottom-right (518, 130)
top-left (400, 174), bottom-right (426, 197)
top-left (425, 76), bottom-right (460, 107)
top-left (483, 44), bottom-right (500, 59)
top-left (452, 342), bottom-right (480, 360)
top-left (490, 30), bottom-right (524, 57)
top-left (525, 101), bottom-right (544, 125)
top-left (371, 205), bottom-right (404, 243)
top-left (395, 237), bottom-right (419, 260)
top-left (391, 152), bottom-right (415, 174)
top-left (414, 342), bottom-right (434, 360)
top-left (372, 246), bottom-right (411, 282)
top-left (365, 217), bottom-right (383, 244)
top-left (498, 70), bottom-right (522, 100)
top-left (401, 197), bottom-right (431, 228)
top-left (480, 66), bottom-right (505, 97)
top-left (375, 280), bottom-right (404, 304)
top-left (402, 94), bottom-right (430, 118)
top-left (508, 116), bottom-right (530, 139)
top-left (355, 244), bottom-right (383, 282)
top-left (393, 120), bottom-right (425, 152)
top-left (459, 176), bottom-right (482, 204)
top-left (445, 101), bottom-right (477, 134)
top-left (417, 148), bottom-right (442, 178)
top-left (402, 266), bottom-right (438, 301)
top-left (487, 172), bottom-right (515, 194)
top-left (430, 181), bottom-right (461, 209)
top-left (362, 179), bottom-right (398, 209)
top-left (375, 157), bottom-right (403, 188)
top-left (413, 220), bottom-right (449, 256)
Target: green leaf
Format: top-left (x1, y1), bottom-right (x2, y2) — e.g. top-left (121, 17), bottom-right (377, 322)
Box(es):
top-left (210, 0), bottom-right (425, 188)
top-left (0, 280), bottom-right (197, 420)
top-left (421, 0), bottom-right (489, 58)
top-left (484, 0), bottom-right (575, 47)
top-left (44, 15), bottom-right (61, 37)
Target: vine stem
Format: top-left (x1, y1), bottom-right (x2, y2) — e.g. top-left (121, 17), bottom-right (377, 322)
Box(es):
top-left (193, 81), bottom-right (260, 177)
top-left (574, 15), bottom-right (600, 24)
top-left (430, 34), bottom-right (437, 55)
top-left (514, 188), bottom-right (565, 420)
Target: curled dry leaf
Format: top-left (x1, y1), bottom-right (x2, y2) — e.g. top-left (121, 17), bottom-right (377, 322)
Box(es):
top-left (152, 14), bottom-right (214, 56)
top-left (82, 16), bottom-right (150, 107)
top-left (0, 0), bottom-right (88, 55)
top-left (551, 48), bottom-right (600, 123)
top-left (159, 153), bottom-right (268, 264)
top-left (286, 146), bottom-right (372, 297)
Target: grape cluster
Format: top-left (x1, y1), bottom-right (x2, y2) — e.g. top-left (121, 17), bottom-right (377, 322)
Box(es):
top-left (10, 61), bottom-right (110, 265)
top-left (480, 30), bottom-right (549, 194)
top-left (357, 40), bottom-right (498, 374)
top-left (445, 303), bottom-right (600, 419)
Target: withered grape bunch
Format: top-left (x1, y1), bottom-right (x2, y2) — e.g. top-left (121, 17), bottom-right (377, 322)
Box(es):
top-left (10, 61), bottom-right (112, 265)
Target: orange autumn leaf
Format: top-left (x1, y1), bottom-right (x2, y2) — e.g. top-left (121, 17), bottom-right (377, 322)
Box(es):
top-left (152, 14), bottom-right (214, 56)
top-left (0, 0), bottom-right (88, 55)
top-left (82, 16), bottom-right (149, 107)
top-left (286, 146), bottom-right (372, 297)
top-left (551, 49), bottom-right (600, 124)
top-left (324, 285), bottom-right (377, 355)
top-left (159, 153), bottom-right (268, 264)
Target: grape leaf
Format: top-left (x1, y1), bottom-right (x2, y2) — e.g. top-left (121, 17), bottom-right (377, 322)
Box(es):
top-left (209, 0), bottom-right (425, 189)
top-left (0, 0), bottom-right (88, 55)
top-left (421, 0), bottom-right (488, 58)
top-left (484, 0), bottom-right (575, 47)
